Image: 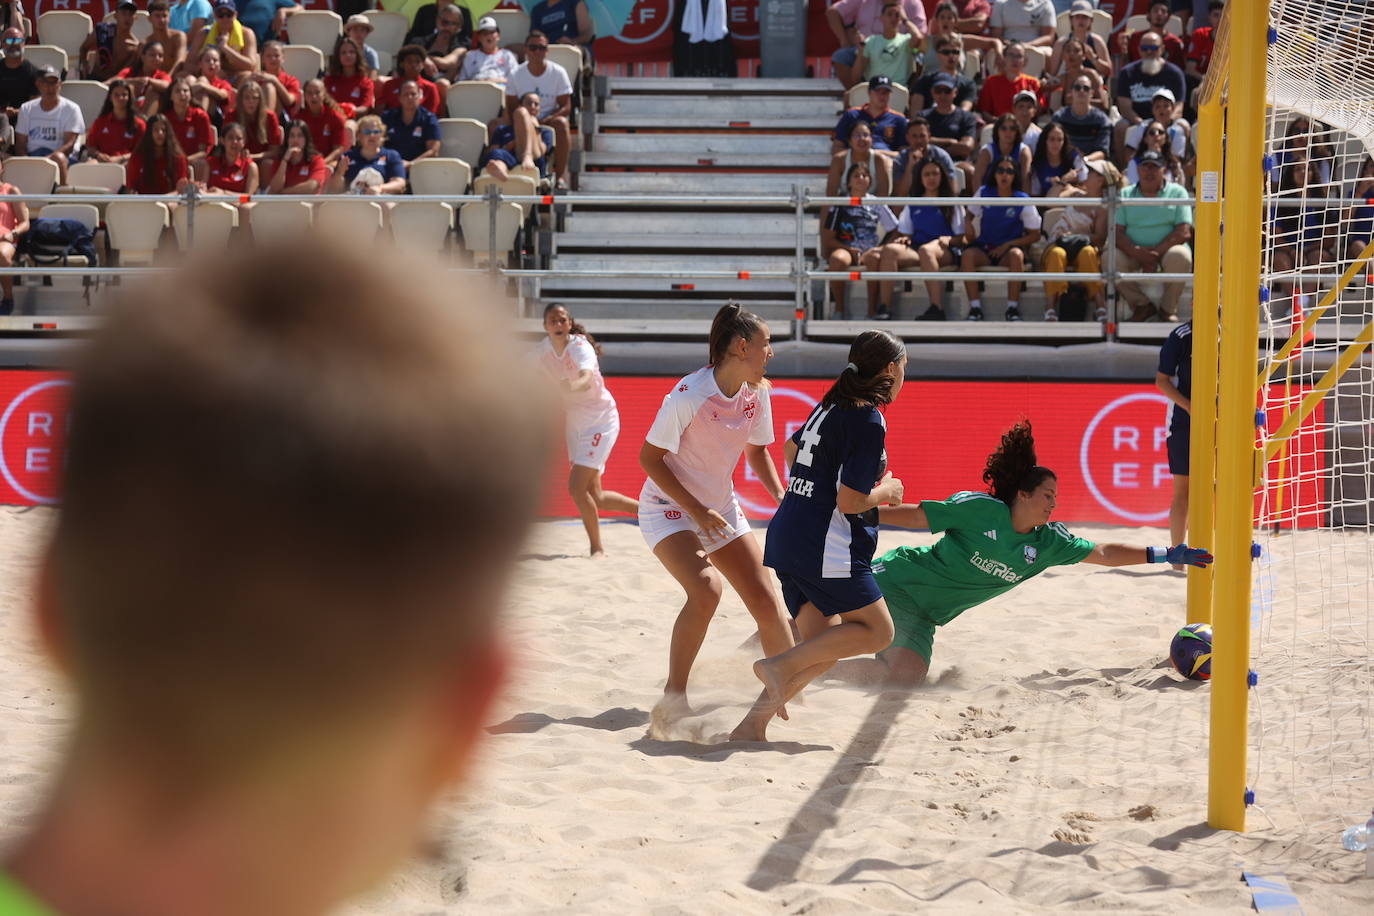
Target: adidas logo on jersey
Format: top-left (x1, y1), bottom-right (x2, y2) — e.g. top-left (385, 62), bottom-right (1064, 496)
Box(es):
top-left (983, 529), bottom-right (998, 540)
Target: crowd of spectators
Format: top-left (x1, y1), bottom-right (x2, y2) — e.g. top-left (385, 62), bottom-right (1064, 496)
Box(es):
top-left (823, 0), bottom-right (1242, 322)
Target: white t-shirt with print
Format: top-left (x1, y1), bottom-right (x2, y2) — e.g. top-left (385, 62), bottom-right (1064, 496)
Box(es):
top-left (507, 61), bottom-right (573, 118)
top-left (17, 97), bottom-right (84, 154)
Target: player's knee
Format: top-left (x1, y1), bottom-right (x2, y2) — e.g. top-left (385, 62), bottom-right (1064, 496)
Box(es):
top-left (870, 615), bottom-right (896, 650)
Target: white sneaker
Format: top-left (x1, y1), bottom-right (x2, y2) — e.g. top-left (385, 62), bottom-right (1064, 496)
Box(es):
top-left (1043, 308), bottom-right (1059, 322)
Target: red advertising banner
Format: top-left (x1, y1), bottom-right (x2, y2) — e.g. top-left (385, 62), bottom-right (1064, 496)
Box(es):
top-left (0, 371), bottom-right (69, 507)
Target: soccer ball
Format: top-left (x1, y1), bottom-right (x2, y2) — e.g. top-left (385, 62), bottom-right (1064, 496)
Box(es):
top-left (1170, 623), bottom-right (1213, 681)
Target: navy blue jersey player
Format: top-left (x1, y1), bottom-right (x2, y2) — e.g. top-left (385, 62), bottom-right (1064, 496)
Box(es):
top-left (1155, 320), bottom-right (1192, 562)
top-left (732, 330), bottom-right (907, 743)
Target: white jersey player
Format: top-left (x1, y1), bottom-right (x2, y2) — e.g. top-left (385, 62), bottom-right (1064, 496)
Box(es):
top-left (637, 303), bottom-right (795, 736)
top-left (538, 304), bottom-right (638, 556)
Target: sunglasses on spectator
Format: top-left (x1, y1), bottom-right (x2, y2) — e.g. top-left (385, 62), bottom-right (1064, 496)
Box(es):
top-left (215, 9), bottom-right (234, 17)
top-left (527, 43), bottom-right (549, 51)
top-left (939, 49), bottom-right (960, 56)
top-left (360, 129), bottom-right (383, 135)
top-left (1072, 84), bottom-right (1091, 91)
top-left (2, 37), bottom-right (21, 45)
top-left (1140, 43), bottom-right (1160, 51)
top-left (995, 167), bottom-right (1016, 174)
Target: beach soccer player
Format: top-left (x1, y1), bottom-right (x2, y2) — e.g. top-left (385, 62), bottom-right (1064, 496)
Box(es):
top-left (537, 302), bottom-right (639, 557)
top-left (1, 239), bottom-right (550, 916)
top-left (873, 420), bottom-right (1213, 686)
top-left (1155, 319), bottom-right (1192, 568)
top-left (638, 303), bottom-right (796, 732)
top-left (732, 330), bottom-right (908, 742)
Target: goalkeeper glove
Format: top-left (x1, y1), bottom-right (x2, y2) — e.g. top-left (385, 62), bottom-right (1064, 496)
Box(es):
top-left (1147, 544), bottom-right (1214, 567)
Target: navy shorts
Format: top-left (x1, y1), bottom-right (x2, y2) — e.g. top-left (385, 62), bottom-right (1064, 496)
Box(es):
top-left (775, 569), bottom-right (884, 619)
top-left (1167, 422), bottom-right (1190, 475)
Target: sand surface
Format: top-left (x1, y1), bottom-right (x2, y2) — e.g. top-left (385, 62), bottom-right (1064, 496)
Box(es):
top-left (1, 508), bottom-right (1370, 913)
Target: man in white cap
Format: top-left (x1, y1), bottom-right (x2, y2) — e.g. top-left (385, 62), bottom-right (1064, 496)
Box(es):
top-left (459, 16), bottom-right (518, 86)
top-left (15, 65), bottom-right (83, 184)
top-left (344, 14), bottom-right (380, 79)
top-left (1122, 87), bottom-right (1190, 163)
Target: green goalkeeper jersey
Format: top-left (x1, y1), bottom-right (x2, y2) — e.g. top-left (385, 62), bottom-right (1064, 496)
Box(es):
top-left (873, 491), bottom-right (1096, 626)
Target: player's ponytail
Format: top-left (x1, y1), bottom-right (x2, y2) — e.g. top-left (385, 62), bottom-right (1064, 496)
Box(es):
top-left (543, 301), bottom-right (600, 355)
top-left (983, 420), bottom-right (1055, 505)
top-left (821, 329), bottom-right (906, 409)
top-left (708, 301), bottom-right (766, 367)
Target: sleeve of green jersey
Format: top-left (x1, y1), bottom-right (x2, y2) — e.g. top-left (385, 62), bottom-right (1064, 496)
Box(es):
top-left (920, 492), bottom-right (1003, 534)
top-left (1044, 521), bottom-right (1096, 565)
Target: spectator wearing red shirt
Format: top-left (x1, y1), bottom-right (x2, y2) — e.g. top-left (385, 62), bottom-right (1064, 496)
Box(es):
top-left (1185, 1), bottom-right (1223, 84)
top-left (254, 41), bottom-right (301, 120)
top-left (298, 79), bottom-right (350, 164)
top-left (978, 41), bottom-right (1040, 120)
top-left (112, 40), bottom-right (172, 118)
top-left (233, 80), bottom-right (282, 166)
top-left (202, 121), bottom-right (258, 199)
top-left (0, 159), bottom-right (30, 315)
top-left (164, 76), bottom-right (215, 165)
top-left (380, 45), bottom-right (442, 115)
top-left (1119, 1), bottom-right (1186, 70)
top-left (126, 113), bottom-right (190, 194)
top-left (86, 79), bottom-right (146, 165)
top-left (191, 45), bottom-right (235, 123)
top-left (324, 36), bottom-right (375, 121)
top-left (267, 121), bottom-right (330, 194)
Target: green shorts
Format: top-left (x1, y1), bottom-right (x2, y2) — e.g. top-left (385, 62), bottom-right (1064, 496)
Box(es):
top-left (883, 596), bottom-right (936, 664)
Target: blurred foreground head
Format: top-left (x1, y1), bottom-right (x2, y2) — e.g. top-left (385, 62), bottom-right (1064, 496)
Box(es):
top-left (26, 239), bottom-right (549, 913)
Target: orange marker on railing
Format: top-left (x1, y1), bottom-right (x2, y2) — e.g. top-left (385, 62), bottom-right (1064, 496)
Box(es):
top-left (850, 196), bottom-right (861, 205)
top-left (542, 195), bottom-right (554, 205)
top-left (849, 271), bottom-right (861, 281)
top-left (239, 195), bottom-right (250, 204)
top-left (737, 270), bottom-right (750, 279)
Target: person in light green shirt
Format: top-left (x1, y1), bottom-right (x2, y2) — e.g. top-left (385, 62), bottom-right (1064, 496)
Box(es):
top-left (872, 421), bottom-right (1213, 685)
top-left (860, 2), bottom-right (917, 85)
top-left (1115, 150), bottom-right (1194, 320)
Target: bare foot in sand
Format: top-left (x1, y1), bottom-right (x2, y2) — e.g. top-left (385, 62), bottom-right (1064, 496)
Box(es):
top-left (751, 658), bottom-right (789, 720)
top-left (590, 549), bottom-right (606, 559)
top-left (649, 692), bottom-right (693, 740)
top-left (728, 718), bottom-right (769, 742)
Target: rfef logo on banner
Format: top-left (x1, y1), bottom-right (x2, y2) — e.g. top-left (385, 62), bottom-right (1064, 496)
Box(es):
top-left (0, 378), bottom-right (70, 505)
top-left (1078, 391), bottom-right (1173, 522)
top-left (616, 0), bottom-right (675, 44)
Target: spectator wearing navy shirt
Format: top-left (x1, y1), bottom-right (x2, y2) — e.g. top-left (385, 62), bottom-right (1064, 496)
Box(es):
top-left (920, 71), bottom-right (976, 185)
top-left (382, 81), bottom-right (440, 171)
top-left (833, 75), bottom-right (908, 155)
top-left (326, 113), bottom-right (407, 194)
top-left (961, 155), bottom-right (1042, 322)
top-left (1154, 320), bottom-right (1193, 564)
top-left (529, 0), bottom-right (594, 67)
top-left (479, 91), bottom-right (554, 180)
top-left (1113, 33), bottom-right (1186, 160)
top-left (908, 33), bottom-right (976, 114)
top-left (879, 154), bottom-right (964, 320)
top-left (892, 117), bottom-right (955, 199)
top-left (1052, 74), bottom-right (1111, 160)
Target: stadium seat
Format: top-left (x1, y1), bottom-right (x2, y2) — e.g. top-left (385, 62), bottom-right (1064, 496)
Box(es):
top-left (1022, 46), bottom-right (1048, 78)
top-left (24, 45), bottom-right (69, 76)
top-left (285, 10), bottom-right (343, 56)
top-left (3, 157), bottom-right (59, 195)
top-left (447, 81), bottom-right (504, 122)
top-left (1125, 14), bottom-right (1184, 37)
top-left (390, 201), bottom-right (453, 252)
top-left (61, 82), bottom-right (109, 131)
top-left (489, 9), bottom-right (529, 47)
top-left (104, 199), bottom-right (169, 265)
top-left (282, 45), bottom-right (325, 85)
top-left (473, 172), bottom-right (536, 219)
top-left (845, 81), bottom-right (909, 114)
top-left (376, 49), bottom-right (393, 78)
top-left (961, 49), bottom-right (981, 81)
top-left (62, 161), bottom-right (126, 193)
top-left (102, 9), bottom-right (153, 42)
top-left (172, 201), bottom-right (239, 251)
top-left (361, 10), bottom-right (407, 59)
top-left (409, 157), bottom-right (472, 196)
top-left (458, 200), bottom-right (521, 267)
top-left (317, 199), bottom-right (384, 242)
top-left (36, 11), bottom-right (92, 62)
top-left (546, 44), bottom-right (582, 80)
top-left (249, 199), bottom-right (315, 244)
top-left (438, 118), bottom-right (487, 165)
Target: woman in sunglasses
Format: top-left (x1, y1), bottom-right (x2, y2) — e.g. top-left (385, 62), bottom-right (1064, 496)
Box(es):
top-left (960, 154), bottom-right (1041, 322)
top-left (971, 112), bottom-right (1032, 190)
top-left (1042, 37), bottom-right (1106, 111)
top-left (1124, 120), bottom-right (1184, 186)
top-left (326, 113), bottom-right (407, 195)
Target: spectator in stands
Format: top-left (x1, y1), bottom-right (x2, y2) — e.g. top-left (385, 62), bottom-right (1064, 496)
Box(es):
top-left (267, 120), bottom-right (329, 193)
top-left (86, 79), bottom-right (146, 165)
top-left (326, 113), bottom-right (407, 194)
top-left (1011, 89), bottom-right (1041, 149)
top-left (115, 41), bottom-right (173, 118)
top-left (382, 80), bottom-right (440, 172)
top-left (479, 90), bottom-right (554, 181)
top-left (380, 45), bottom-right (442, 115)
top-left (169, 0), bottom-right (211, 38)
top-left (125, 112), bottom-right (190, 194)
top-left (1118, 1), bottom-right (1185, 69)
top-left (859, 1), bottom-right (916, 87)
top-left (1043, 37), bottom-right (1107, 111)
top-left (0, 27), bottom-right (40, 154)
top-left (880, 154), bottom-right (965, 320)
top-left (1116, 148), bottom-right (1192, 321)
top-left (459, 17), bottom-right (519, 86)
top-left (988, 0), bottom-right (1055, 50)
top-left (507, 32), bottom-right (573, 187)
top-left (1045, 1), bottom-right (1111, 84)
top-left (164, 74), bottom-right (215, 166)
top-left (531, 0), bottom-right (595, 65)
top-left (191, 0), bottom-right (261, 78)
top-left (893, 117), bottom-right (956, 198)
top-left (190, 45), bottom-right (234, 124)
top-left (325, 36), bottom-right (375, 121)
top-left (920, 2), bottom-right (1001, 77)
top-left (418, 2), bottom-right (471, 88)
top-left (405, 0), bottom-right (471, 48)
top-left (298, 78), bottom-right (348, 164)
top-left (201, 120), bottom-right (258, 198)
top-left (971, 112), bottom-right (1031, 190)
top-left (0, 0), bottom-right (26, 39)
top-left (909, 33), bottom-right (976, 114)
top-left (344, 14), bottom-right (381, 79)
top-left (921, 72), bottom-right (976, 184)
top-left (826, 0), bottom-right (927, 91)
top-left (234, 79), bottom-right (281, 167)
top-left (1029, 121), bottom-right (1084, 196)
top-left (948, 0), bottom-right (991, 35)
top-left (1041, 158), bottom-right (1121, 322)
top-left (1275, 116), bottom-right (1334, 185)
top-left (254, 40), bottom-right (300, 121)
top-left (1185, 0), bottom-right (1222, 88)
top-left (1270, 157), bottom-right (1333, 319)
top-left (16, 66), bottom-right (83, 185)
top-left (1113, 33), bottom-right (1185, 159)
top-left (833, 74), bottom-right (908, 154)
top-left (822, 161), bottom-right (898, 319)
top-left (1123, 90), bottom-right (1188, 169)
top-left (0, 156), bottom-right (27, 315)
top-left (1053, 75), bottom-right (1110, 160)
top-left (827, 120), bottom-right (891, 198)
top-left (240, 0), bottom-right (302, 46)
top-left (147, 1), bottom-right (190, 77)
top-left (82, 0), bottom-right (143, 82)
top-left (1347, 156), bottom-right (1374, 263)
top-left (962, 153), bottom-right (1041, 321)
top-left (977, 41), bottom-right (1039, 121)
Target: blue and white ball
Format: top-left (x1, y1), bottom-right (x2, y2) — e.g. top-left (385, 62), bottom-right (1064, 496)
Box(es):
top-left (1170, 623), bottom-right (1213, 681)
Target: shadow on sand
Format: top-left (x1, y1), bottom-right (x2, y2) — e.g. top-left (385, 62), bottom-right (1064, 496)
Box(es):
top-left (486, 706), bottom-right (650, 735)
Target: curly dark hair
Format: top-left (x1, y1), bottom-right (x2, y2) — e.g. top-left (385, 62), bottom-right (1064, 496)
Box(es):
top-left (982, 420), bottom-right (1055, 505)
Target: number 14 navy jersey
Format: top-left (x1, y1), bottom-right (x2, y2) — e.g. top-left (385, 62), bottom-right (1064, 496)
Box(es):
top-left (764, 402), bottom-right (887, 580)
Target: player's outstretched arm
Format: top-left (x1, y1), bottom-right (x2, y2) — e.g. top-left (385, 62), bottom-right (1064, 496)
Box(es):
top-left (1082, 543), bottom-right (1214, 567)
top-left (877, 502), bottom-right (928, 529)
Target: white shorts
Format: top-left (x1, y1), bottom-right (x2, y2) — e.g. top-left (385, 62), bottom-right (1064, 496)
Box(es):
top-left (638, 490), bottom-right (752, 555)
top-left (566, 414), bottom-right (619, 471)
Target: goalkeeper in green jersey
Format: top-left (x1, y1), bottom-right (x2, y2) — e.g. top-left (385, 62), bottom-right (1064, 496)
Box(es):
top-left (872, 421), bottom-right (1213, 686)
